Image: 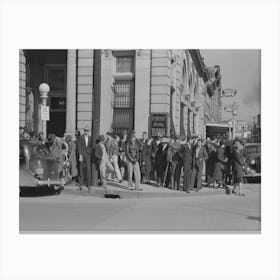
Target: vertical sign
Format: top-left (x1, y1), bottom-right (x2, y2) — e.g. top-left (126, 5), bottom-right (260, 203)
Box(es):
top-left (41, 105), bottom-right (50, 121)
top-left (151, 113), bottom-right (167, 137)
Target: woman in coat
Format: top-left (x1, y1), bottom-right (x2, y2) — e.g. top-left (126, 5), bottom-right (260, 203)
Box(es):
top-left (213, 141), bottom-right (227, 188)
top-left (232, 140), bottom-right (246, 196)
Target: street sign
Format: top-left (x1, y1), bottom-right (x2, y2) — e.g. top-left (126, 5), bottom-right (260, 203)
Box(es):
top-left (151, 113), bottom-right (168, 137)
top-left (41, 105), bottom-right (49, 121)
top-left (224, 106), bottom-right (232, 112)
top-left (221, 88), bottom-right (237, 97)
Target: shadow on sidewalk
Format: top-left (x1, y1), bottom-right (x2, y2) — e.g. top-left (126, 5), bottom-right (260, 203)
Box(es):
top-left (246, 215), bottom-right (261, 222)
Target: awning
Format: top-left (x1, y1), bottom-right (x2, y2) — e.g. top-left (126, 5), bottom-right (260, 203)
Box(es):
top-left (206, 122), bottom-right (230, 138)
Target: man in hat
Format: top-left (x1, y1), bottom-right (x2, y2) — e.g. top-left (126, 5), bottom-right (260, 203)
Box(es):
top-left (178, 136), bottom-right (194, 193)
top-left (151, 134), bottom-right (162, 181)
top-left (93, 135), bottom-right (114, 190)
top-left (155, 136), bottom-right (170, 187)
top-left (139, 131), bottom-right (153, 184)
top-left (77, 124), bottom-right (92, 191)
top-left (126, 134), bottom-right (142, 190)
top-left (190, 138), bottom-right (208, 191)
top-left (166, 135), bottom-right (182, 190)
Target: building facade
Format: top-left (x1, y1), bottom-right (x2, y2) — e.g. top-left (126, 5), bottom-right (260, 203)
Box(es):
top-left (19, 49), bottom-right (222, 141)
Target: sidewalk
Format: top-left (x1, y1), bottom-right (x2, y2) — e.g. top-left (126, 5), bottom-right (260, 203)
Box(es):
top-left (63, 180), bottom-right (233, 199)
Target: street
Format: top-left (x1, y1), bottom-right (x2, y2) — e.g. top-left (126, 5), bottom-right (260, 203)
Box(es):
top-left (20, 183), bottom-right (261, 232)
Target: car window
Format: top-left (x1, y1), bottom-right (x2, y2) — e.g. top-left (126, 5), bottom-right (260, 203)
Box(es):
top-left (33, 145), bottom-right (50, 156)
top-left (245, 145), bottom-right (261, 154)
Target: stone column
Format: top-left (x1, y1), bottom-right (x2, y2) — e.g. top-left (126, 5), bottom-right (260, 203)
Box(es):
top-left (65, 49), bottom-right (76, 135)
top-left (19, 50), bottom-right (26, 127)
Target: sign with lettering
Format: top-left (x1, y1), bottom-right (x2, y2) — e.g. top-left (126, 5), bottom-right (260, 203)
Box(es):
top-left (151, 113), bottom-right (168, 137)
top-left (41, 105), bottom-right (50, 121)
top-left (221, 88), bottom-right (237, 97)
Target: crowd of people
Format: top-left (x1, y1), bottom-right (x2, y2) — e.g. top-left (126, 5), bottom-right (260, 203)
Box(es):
top-left (20, 125), bottom-right (249, 196)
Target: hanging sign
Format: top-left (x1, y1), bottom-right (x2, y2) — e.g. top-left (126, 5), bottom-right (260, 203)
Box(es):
top-left (41, 105), bottom-right (50, 121)
top-left (221, 88), bottom-right (237, 97)
top-left (151, 113), bottom-right (168, 137)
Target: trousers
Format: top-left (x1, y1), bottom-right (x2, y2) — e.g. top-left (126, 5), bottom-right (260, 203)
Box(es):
top-left (183, 163), bottom-right (192, 192)
top-left (111, 154), bottom-right (122, 181)
top-left (127, 161), bottom-right (141, 190)
top-left (99, 160), bottom-right (114, 188)
top-left (191, 164), bottom-right (203, 189)
top-left (79, 156), bottom-right (91, 187)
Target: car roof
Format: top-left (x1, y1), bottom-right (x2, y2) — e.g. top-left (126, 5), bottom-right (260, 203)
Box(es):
top-left (20, 139), bottom-right (45, 146)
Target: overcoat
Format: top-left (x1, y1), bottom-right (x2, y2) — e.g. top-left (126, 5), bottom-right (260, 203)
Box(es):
top-left (178, 143), bottom-right (193, 191)
top-left (232, 148), bottom-right (245, 179)
top-left (213, 146), bottom-right (226, 181)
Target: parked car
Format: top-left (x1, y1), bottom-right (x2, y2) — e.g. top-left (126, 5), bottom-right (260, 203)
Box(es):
top-left (243, 143), bottom-right (261, 181)
top-left (20, 139), bottom-right (65, 194)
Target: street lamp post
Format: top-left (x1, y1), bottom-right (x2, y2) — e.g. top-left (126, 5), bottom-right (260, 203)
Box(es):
top-left (232, 105), bottom-right (237, 139)
top-left (39, 83), bottom-right (50, 139)
top-left (228, 121), bottom-right (232, 140)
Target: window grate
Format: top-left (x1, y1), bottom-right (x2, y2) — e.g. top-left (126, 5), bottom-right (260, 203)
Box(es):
top-left (112, 80), bottom-right (134, 108)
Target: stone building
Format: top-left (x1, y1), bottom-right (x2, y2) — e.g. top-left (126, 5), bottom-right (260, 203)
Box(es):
top-left (19, 49), bottom-right (222, 141)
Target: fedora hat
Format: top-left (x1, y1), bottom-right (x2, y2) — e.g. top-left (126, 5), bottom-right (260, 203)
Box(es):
top-left (83, 124), bottom-right (90, 131)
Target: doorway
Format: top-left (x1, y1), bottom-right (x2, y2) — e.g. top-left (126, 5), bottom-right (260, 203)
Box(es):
top-left (44, 64), bottom-right (67, 137)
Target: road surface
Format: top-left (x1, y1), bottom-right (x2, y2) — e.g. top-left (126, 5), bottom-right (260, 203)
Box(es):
top-left (19, 183), bottom-right (261, 232)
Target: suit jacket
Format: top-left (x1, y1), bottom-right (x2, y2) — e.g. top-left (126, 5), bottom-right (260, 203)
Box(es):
top-left (194, 146), bottom-right (208, 167)
top-left (92, 143), bottom-right (103, 165)
top-left (178, 143), bottom-right (193, 167)
top-left (77, 134), bottom-right (92, 159)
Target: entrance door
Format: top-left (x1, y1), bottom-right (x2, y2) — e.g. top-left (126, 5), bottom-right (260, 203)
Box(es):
top-left (45, 65), bottom-right (67, 137)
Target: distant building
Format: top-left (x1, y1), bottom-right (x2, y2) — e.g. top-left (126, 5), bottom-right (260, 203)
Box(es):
top-left (19, 49), bottom-right (222, 141)
top-left (234, 120), bottom-right (249, 138)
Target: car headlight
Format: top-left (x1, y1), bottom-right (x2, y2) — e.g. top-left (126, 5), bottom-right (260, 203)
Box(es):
top-left (250, 159), bottom-right (256, 165)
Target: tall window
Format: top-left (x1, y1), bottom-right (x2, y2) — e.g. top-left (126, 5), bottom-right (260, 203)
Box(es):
top-left (112, 51), bottom-right (135, 135)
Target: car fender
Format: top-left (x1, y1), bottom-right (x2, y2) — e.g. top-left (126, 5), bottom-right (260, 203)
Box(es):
top-left (20, 168), bottom-right (37, 187)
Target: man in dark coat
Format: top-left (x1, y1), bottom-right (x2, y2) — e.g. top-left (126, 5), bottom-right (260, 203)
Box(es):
top-left (151, 135), bottom-right (162, 181)
top-left (139, 132), bottom-right (152, 184)
top-left (178, 136), bottom-right (194, 193)
top-left (205, 138), bottom-right (216, 187)
top-left (191, 138), bottom-right (208, 191)
top-left (166, 136), bottom-right (181, 190)
top-left (232, 139), bottom-right (246, 195)
top-left (213, 141), bottom-right (227, 188)
top-left (224, 140), bottom-right (233, 185)
top-left (155, 137), bottom-right (170, 187)
top-left (77, 124), bottom-right (92, 191)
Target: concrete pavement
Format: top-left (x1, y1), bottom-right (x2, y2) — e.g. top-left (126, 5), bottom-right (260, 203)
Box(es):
top-left (19, 183), bottom-right (261, 232)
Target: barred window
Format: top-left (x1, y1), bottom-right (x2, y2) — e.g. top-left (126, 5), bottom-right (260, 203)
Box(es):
top-left (112, 52), bottom-right (135, 134)
top-left (112, 108), bottom-right (134, 135)
top-left (112, 80), bottom-right (134, 134)
top-left (112, 80), bottom-right (134, 108)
